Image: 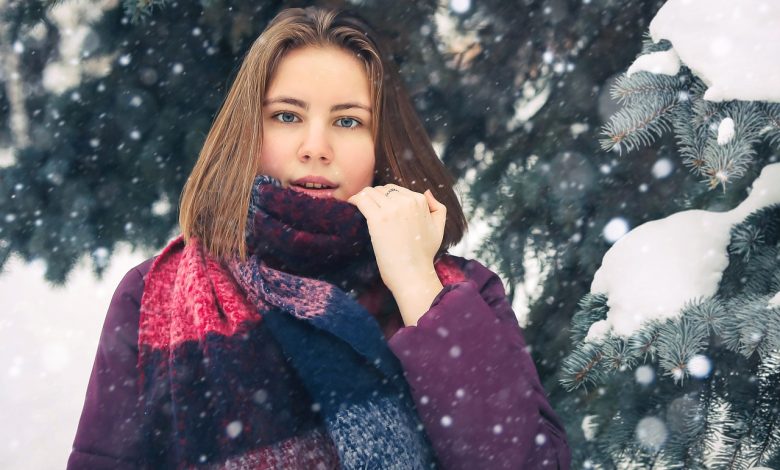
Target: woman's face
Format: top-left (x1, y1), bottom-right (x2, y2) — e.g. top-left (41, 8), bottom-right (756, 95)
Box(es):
top-left (259, 46), bottom-right (376, 201)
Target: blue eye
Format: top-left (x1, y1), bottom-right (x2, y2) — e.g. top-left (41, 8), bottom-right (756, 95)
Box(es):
top-left (271, 112), bottom-right (361, 129)
top-left (337, 117), bottom-right (360, 129)
top-left (273, 112), bottom-right (299, 123)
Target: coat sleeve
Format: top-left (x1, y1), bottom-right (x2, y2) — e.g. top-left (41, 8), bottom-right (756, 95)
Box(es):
top-left (67, 265), bottom-right (149, 469)
top-left (387, 258), bottom-right (571, 470)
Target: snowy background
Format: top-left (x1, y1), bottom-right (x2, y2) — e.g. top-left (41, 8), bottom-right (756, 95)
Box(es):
top-left (0, 246), bottom-right (146, 468)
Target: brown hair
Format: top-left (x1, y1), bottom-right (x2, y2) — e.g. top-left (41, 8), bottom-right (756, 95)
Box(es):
top-left (179, 6), bottom-right (468, 261)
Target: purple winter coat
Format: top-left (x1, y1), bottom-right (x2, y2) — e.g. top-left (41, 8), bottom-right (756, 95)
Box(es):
top-left (68, 254), bottom-right (571, 469)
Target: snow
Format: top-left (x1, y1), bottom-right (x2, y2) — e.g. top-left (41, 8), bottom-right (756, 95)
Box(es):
top-left (602, 217), bottom-right (630, 244)
top-left (253, 389), bottom-right (269, 404)
top-left (652, 158), bottom-right (673, 179)
top-left (647, 0), bottom-right (780, 103)
top-left (449, 0), bottom-right (471, 14)
top-left (0, 147), bottom-right (16, 168)
top-left (635, 416), bottom-right (668, 450)
top-left (635, 365), bottom-right (655, 385)
top-left (584, 319), bottom-right (610, 342)
top-left (41, 0), bottom-right (116, 94)
top-left (587, 163), bottom-right (780, 340)
top-left (151, 194), bottom-right (172, 216)
top-left (687, 354), bottom-right (712, 378)
top-left (0, 244), bottom-right (147, 469)
top-left (769, 291), bottom-right (780, 308)
top-left (717, 117), bottom-right (735, 145)
top-left (581, 415), bottom-right (598, 441)
top-left (508, 84), bottom-right (551, 130)
top-left (626, 49), bottom-right (681, 77)
top-left (226, 420), bottom-right (243, 438)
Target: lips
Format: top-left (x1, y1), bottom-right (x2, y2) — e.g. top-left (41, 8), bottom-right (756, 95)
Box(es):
top-left (288, 184), bottom-right (338, 199)
top-left (291, 175), bottom-right (338, 188)
top-left (289, 175), bottom-right (339, 199)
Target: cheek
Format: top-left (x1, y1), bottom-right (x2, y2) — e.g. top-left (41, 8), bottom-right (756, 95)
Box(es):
top-left (258, 142), bottom-right (286, 173)
top-left (351, 150), bottom-right (375, 187)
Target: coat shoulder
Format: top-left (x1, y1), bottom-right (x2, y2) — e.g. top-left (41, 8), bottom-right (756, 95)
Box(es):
top-left (120, 255), bottom-right (158, 300)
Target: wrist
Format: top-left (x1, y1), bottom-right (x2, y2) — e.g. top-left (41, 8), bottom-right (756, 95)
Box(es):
top-left (386, 263), bottom-right (439, 294)
top-left (390, 267), bottom-right (444, 327)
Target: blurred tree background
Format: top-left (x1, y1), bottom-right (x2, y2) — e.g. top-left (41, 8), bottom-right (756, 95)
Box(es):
top-left (3, 0), bottom-right (759, 464)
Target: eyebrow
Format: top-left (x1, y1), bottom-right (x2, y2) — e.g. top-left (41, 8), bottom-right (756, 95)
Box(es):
top-left (262, 96), bottom-right (372, 113)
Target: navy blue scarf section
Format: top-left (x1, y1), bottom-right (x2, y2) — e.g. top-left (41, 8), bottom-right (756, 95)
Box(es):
top-left (231, 175), bottom-right (439, 469)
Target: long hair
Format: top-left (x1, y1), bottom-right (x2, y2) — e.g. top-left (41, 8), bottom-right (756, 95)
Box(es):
top-left (179, 6), bottom-right (468, 261)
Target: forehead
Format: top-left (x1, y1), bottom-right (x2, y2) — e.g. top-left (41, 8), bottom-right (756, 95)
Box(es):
top-left (265, 46), bottom-right (371, 102)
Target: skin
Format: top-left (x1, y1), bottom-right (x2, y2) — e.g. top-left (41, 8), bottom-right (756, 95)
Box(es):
top-left (259, 45), bottom-right (445, 326)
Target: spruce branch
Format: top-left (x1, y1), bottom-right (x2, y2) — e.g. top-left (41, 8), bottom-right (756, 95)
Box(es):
top-left (610, 73), bottom-right (684, 106)
top-left (689, 80), bottom-right (724, 129)
top-left (698, 101), bottom-right (765, 191)
top-left (663, 392), bottom-right (707, 467)
top-left (600, 94), bottom-right (679, 154)
top-left (672, 96), bottom-right (710, 176)
top-left (656, 316), bottom-right (708, 384)
top-left (639, 33), bottom-right (672, 55)
top-left (700, 149), bottom-right (752, 192)
top-left (749, 359), bottom-right (780, 465)
top-left (627, 321), bottom-right (662, 361)
top-left (684, 297), bottom-right (727, 338)
top-left (719, 295), bottom-right (777, 359)
top-left (767, 309), bottom-right (780, 354)
top-left (729, 223), bottom-right (766, 263)
top-left (708, 397), bottom-right (746, 468)
top-left (559, 342), bottom-right (606, 391)
top-left (761, 102), bottom-right (780, 149)
top-left (121, 0), bottom-right (172, 24)
top-left (695, 379), bottom-right (728, 460)
top-left (569, 292), bottom-right (609, 343)
top-left (598, 410), bottom-right (642, 466)
top-left (603, 337), bottom-right (639, 371)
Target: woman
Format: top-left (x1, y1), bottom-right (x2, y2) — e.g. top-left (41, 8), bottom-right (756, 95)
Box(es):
top-left (68, 6), bottom-right (570, 469)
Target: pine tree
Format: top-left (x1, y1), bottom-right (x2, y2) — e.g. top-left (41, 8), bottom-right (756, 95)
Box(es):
top-left (558, 12), bottom-right (780, 468)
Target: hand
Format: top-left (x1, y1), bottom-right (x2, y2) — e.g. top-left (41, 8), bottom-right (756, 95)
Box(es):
top-left (347, 184), bottom-right (447, 294)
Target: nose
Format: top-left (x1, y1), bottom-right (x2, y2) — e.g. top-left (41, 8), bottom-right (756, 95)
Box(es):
top-left (297, 122), bottom-right (333, 164)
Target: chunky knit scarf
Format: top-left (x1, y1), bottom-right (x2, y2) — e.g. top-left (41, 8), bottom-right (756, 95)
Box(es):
top-left (138, 175), bottom-right (441, 469)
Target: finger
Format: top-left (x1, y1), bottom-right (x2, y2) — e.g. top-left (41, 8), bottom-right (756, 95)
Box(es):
top-left (347, 187), bottom-right (381, 213)
top-left (424, 189), bottom-right (446, 211)
top-left (424, 189), bottom-right (447, 229)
